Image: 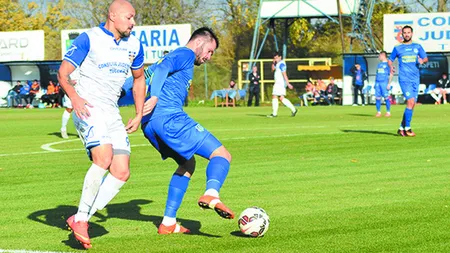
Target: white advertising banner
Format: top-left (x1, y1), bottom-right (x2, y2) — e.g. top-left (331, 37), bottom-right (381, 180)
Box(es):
top-left (384, 12), bottom-right (450, 52)
top-left (0, 30), bottom-right (45, 62)
top-left (61, 24), bottom-right (191, 64)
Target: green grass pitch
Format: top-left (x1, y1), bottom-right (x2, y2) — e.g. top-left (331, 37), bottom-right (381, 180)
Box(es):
top-left (0, 104), bottom-right (450, 252)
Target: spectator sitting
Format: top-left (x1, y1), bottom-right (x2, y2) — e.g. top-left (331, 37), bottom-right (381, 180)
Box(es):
top-left (28, 79), bottom-right (40, 108)
top-left (18, 81), bottom-right (31, 108)
top-left (325, 77), bottom-right (338, 105)
top-left (6, 81), bottom-right (22, 108)
top-left (226, 80), bottom-right (240, 100)
top-left (313, 79), bottom-right (330, 105)
top-left (41, 80), bottom-right (58, 107)
top-left (432, 72), bottom-right (450, 104)
top-left (300, 81), bottom-right (315, 106)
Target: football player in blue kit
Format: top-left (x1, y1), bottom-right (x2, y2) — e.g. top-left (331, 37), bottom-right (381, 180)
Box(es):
top-left (374, 51), bottom-right (393, 117)
top-left (388, 25), bottom-right (428, 137)
top-left (141, 27), bottom-right (234, 234)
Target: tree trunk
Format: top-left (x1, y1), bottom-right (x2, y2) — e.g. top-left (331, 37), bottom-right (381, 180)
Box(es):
top-left (438, 0), bottom-right (448, 12)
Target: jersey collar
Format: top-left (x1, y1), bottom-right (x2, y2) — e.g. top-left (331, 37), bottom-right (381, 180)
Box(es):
top-left (98, 22), bottom-right (129, 45)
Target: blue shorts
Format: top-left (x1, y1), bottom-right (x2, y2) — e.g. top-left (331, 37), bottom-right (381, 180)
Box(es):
top-left (400, 81), bottom-right (419, 100)
top-left (375, 82), bottom-right (389, 98)
top-left (142, 112), bottom-right (222, 164)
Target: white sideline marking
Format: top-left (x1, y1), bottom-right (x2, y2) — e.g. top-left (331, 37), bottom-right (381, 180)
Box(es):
top-left (0, 249), bottom-right (72, 253)
top-left (0, 132), bottom-right (339, 157)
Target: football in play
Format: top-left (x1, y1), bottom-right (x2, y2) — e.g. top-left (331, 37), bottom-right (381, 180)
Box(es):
top-left (238, 207), bottom-right (270, 237)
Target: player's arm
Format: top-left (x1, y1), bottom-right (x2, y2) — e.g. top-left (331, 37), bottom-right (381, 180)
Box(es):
top-left (418, 45), bottom-right (428, 64)
top-left (125, 43), bottom-right (145, 133)
top-left (280, 63), bottom-right (293, 89)
top-left (388, 47), bottom-right (398, 74)
top-left (143, 58), bottom-right (174, 116)
top-left (57, 32), bottom-right (91, 119)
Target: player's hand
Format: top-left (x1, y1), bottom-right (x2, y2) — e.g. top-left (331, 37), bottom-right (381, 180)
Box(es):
top-left (125, 114), bottom-right (142, 134)
top-left (387, 84), bottom-right (391, 91)
top-left (418, 57), bottom-right (424, 64)
top-left (143, 96), bottom-right (158, 116)
top-left (287, 83), bottom-right (293, 90)
top-left (72, 96), bottom-right (93, 120)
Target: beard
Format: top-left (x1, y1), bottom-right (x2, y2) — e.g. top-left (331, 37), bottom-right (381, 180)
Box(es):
top-left (194, 44), bottom-right (205, 66)
top-left (118, 29), bottom-right (131, 39)
top-left (403, 36), bottom-right (411, 42)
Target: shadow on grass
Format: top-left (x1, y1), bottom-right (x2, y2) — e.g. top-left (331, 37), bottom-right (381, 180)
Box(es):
top-left (246, 114), bottom-right (270, 117)
top-left (47, 132), bottom-right (79, 138)
top-left (347, 113), bottom-right (374, 117)
top-left (230, 230), bottom-right (253, 238)
top-left (28, 199), bottom-right (219, 249)
top-left (341, 129), bottom-right (398, 136)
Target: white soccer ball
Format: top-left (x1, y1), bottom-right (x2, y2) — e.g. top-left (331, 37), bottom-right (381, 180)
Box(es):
top-left (238, 207), bottom-right (270, 237)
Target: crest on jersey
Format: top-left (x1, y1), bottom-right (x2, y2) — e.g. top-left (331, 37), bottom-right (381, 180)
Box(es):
top-left (413, 48), bottom-right (418, 54)
top-left (128, 51), bottom-right (136, 63)
top-left (66, 44), bottom-right (77, 57)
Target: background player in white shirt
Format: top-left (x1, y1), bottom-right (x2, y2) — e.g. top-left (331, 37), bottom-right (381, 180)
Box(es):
top-left (268, 52), bottom-right (297, 117)
top-left (60, 69), bottom-right (79, 139)
top-left (57, 0), bottom-right (145, 249)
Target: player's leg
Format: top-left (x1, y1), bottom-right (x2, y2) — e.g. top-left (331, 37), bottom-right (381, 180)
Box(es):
top-left (255, 89), bottom-right (260, 106)
top-left (87, 114), bottom-right (132, 220)
top-left (196, 135), bottom-right (234, 219)
top-left (353, 86), bottom-right (358, 105)
top-left (159, 157), bottom-right (195, 234)
top-left (269, 94), bottom-right (279, 117)
top-left (67, 110), bottom-right (113, 247)
top-left (279, 95), bottom-right (297, 116)
top-left (61, 95), bottom-right (73, 139)
top-left (398, 82), bottom-right (417, 136)
top-left (382, 84), bottom-right (391, 117)
top-left (440, 89), bottom-right (447, 104)
top-left (358, 86), bottom-right (365, 105)
top-left (374, 83), bottom-right (382, 117)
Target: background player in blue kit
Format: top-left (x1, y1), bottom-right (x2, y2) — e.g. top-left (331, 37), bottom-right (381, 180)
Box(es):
top-left (141, 27), bottom-right (234, 234)
top-left (388, 25), bottom-right (428, 137)
top-left (374, 51), bottom-right (393, 118)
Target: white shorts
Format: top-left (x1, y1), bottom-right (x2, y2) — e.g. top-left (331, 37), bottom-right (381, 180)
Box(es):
top-left (73, 107), bottom-right (130, 159)
top-left (63, 95), bottom-right (72, 109)
top-left (445, 88), bottom-right (450, 93)
top-left (272, 83), bottom-right (286, 96)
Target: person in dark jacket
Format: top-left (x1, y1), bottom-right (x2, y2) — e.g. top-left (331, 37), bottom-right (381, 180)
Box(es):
top-left (350, 63), bottom-right (367, 106)
top-left (325, 77), bottom-right (338, 105)
top-left (247, 65), bottom-right (260, 106)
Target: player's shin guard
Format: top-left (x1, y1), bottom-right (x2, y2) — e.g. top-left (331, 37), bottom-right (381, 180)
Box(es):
top-left (272, 98), bottom-right (279, 116)
top-left (76, 164), bottom-right (107, 222)
top-left (404, 108), bottom-right (413, 129)
top-left (386, 98), bottom-right (391, 112)
top-left (88, 173), bottom-right (125, 219)
top-left (281, 98), bottom-right (296, 112)
top-left (163, 174), bottom-right (190, 223)
top-left (375, 99), bottom-right (381, 112)
top-left (205, 157), bottom-right (230, 196)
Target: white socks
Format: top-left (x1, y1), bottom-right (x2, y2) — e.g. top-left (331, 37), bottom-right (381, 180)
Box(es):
top-left (282, 98), bottom-right (296, 112)
top-left (61, 110), bottom-right (71, 131)
top-left (272, 98), bottom-right (278, 116)
top-left (161, 216), bottom-right (176, 226)
top-left (87, 173), bottom-right (126, 220)
top-left (204, 189), bottom-right (219, 198)
top-left (75, 164), bottom-right (107, 222)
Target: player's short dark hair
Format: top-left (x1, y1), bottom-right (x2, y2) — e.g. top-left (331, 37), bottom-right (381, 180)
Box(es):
top-left (402, 25), bottom-right (413, 33)
top-left (189, 27), bottom-right (219, 49)
top-left (273, 51), bottom-right (282, 58)
top-left (380, 50), bottom-right (387, 56)
top-left (443, 72), bottom-right (448, 76)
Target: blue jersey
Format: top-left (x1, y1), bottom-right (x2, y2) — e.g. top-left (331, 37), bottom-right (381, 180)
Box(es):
top-left (141, 47), bottom-right (195, 123)
top-left (389, 42), bottom-right (427, 84)
top-left (375, 62), bottom-right (390, 83)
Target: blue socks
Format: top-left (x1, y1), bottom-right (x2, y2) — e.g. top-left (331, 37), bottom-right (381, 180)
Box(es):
top-left (404, 108), bottom-right (413, 128)
top-left (164, 174), bottom-right (190, 218)
top-left (206, 157), bottom-right (230, 193)
top-left (386, 98), bottom-right (391, 112)
top-left (376, 99), bottom-right (381, 112)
